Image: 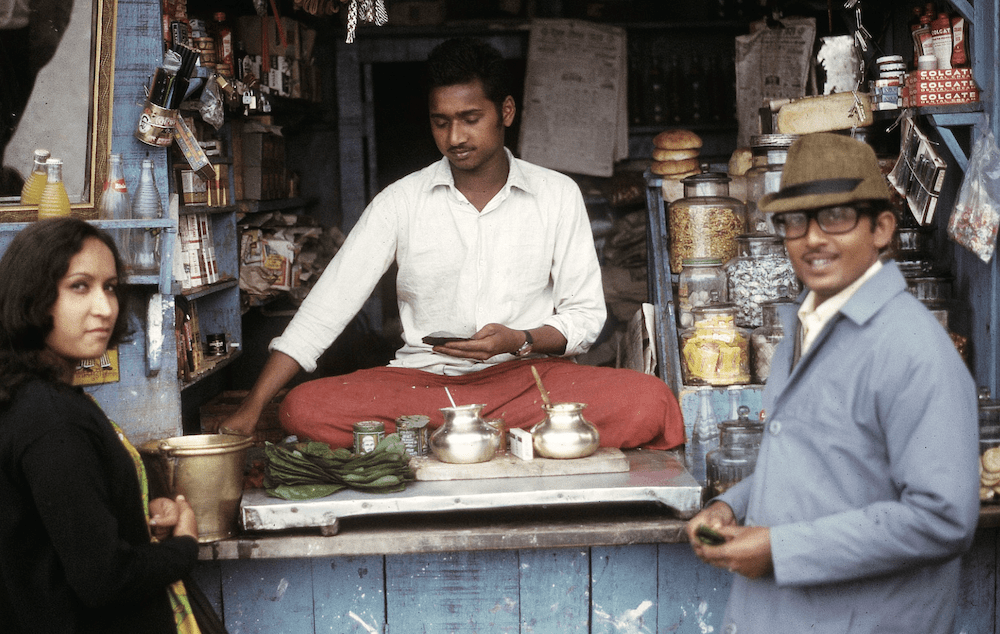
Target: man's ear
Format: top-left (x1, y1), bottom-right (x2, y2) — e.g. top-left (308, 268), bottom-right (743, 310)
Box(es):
top-left (872, 210), bottom-right (897, 250)
top-left (501, 95), bottom-right (516, 128)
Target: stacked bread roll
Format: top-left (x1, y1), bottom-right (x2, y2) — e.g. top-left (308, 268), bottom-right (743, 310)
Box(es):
top-left (651, 130), bottom-right (703, 180)
top-left (981, 447), bottom-right (1000, 502)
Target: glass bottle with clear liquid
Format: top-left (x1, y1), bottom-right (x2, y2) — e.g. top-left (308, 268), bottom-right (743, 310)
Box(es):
top-left (130, 159), bottom-right (162, 274)
top-left (686, 385), bottom-right (720, 491)
top-left (20, 149), bottom-right (50, 206)
top-left (37, 158), bottom-right (72, 219)
top-left (99, 154), bottom-right (131, 254)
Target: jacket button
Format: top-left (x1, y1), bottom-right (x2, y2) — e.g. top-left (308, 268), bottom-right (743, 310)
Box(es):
top-left (769, 420), bottom-right (781, 435)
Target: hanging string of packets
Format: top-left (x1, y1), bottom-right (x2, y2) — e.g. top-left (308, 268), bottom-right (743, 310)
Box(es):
top-left (843, 0), bottom-right (870, 131)
top-left (345, 0), bottom-right (389, 43)
top-left (292, 0), bottom-right (389, 41)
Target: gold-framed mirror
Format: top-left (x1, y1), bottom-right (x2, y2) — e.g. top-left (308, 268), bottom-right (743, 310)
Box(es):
top-left (0, 0), bottom-right (116, 220)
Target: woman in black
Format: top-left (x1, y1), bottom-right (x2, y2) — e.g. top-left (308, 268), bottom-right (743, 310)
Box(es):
top-left (0, 218), bottom-right (200, 633)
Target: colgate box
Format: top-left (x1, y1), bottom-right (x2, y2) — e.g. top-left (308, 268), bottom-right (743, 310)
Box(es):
top-left (903, 68), bottom-right (980, 107)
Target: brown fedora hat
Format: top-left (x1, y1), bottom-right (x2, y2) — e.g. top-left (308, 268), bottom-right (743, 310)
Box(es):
top-left (758, 132), bottom-right (890, 214)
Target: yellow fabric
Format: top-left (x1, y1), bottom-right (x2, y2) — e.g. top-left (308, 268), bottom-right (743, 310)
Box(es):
top-left (107, 414), bottom-right (201, 634)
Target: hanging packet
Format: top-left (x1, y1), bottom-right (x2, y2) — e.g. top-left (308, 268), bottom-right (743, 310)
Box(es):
top-left (947, 127), bottom-right (1000, 263)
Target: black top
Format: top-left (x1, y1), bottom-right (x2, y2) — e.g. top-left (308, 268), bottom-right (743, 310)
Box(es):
top-left (0, 379), bottom-right (198, 634)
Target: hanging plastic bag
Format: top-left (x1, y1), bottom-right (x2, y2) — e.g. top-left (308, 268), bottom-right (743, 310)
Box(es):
top-left (948, 128), bottom-right (1000, 263)
top-left (199, 74), bottom-right (225, 130)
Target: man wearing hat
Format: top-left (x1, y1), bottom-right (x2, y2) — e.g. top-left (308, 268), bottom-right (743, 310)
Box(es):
top-left (685, 133), bottom-right (979, 633)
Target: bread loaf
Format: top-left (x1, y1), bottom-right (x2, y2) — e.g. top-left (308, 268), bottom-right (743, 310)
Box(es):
top-left (728, 147), bottom-right (753, 177)
top-left (662, 169), bottom-right (701, 181)
top-left (653, 129), bottom-right (703, 150)
top-left (651, 158), bottom-right (700, 176)
top-left (776, 92), bottom-right (873, 135)
top-left (652, 147), bottom-right (699, 162)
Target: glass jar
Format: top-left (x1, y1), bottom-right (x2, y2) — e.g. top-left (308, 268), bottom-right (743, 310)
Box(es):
top-left (680, 303), bottom-right (750, 386)
top-left (706, 405), bottom-right (764, 499)
top-left (751, 298), bottom-right (794, 384)
top-left (667, 173), bottom-right (746, 273)
top-left (725, 233), bottom-right (800, 328)
top-left (745, 134), bottom-right (798, 233)
top-left (677, 257), bottom-right (726, 328)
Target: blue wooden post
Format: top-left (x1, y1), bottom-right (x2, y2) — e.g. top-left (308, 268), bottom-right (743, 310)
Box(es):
top-left (386, 551), bottom-right (520, 633)
top-left (313, 556), bottom-right (386, 633)
top-left (590, 545), bottom-right (659, 634)
top-left (656, 543), bottom-right (732, 634)
top-left (518, 548), bottom-right (590, 632)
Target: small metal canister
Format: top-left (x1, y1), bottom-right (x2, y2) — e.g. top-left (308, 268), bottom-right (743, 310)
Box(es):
top-left (353, 421), bottom-right (385, 455)
top-left (395, 415), bottom-right (430, 456)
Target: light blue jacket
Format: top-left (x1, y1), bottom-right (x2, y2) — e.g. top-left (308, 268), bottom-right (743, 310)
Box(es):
top-left (718, 260), bottom-right (979, 634)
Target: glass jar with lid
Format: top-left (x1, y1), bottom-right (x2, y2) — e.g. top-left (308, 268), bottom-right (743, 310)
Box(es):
top-left (725, 233), bottom-right (800, 328)
top-left (680, 303), bottom-right (750, 386)
top-left (745, 134), bottom-right (798, 233)
top-left (706, 405), bottom-right (764, 499)
top-left (677, 257), bottom-right (726, 328)
top-left (667, 173), bottom-right (746, 273)
top-left (751, 298), bottom-right (794, 384)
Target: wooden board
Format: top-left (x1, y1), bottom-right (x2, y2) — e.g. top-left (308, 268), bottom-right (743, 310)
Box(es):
top-left (410, 448), bottom-right (629, 481)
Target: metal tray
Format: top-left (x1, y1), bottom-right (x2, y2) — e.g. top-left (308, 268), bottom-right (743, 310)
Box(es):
top-left (240, 449), bottom-right (701, 535)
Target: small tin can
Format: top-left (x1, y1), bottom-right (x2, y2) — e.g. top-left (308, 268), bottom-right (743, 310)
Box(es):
top-left (353, 421), bottom-right (385, 455)
top-left (205, 333), bottom-right (226, 356)
top-left (485, 418), bottom-right (507, 453)
top-left (395, 415), bottom-right (430, 456)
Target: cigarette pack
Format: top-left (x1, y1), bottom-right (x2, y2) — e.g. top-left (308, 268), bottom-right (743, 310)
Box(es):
top-left (508, 428), bottom-right (534, 460)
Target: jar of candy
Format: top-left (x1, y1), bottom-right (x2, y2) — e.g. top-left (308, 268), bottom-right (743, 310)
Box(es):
top-left (745, 134), bottom-right (798, 233)
top-left (706, 405), bottom-right (764, 498)
top-left (677, 257), bottom-right (726, 328)
top-left (725, 233), bottom-right (800, 328)
top-left (751, 298), bottom-right (794, 384)
top-left (667, 173), bottom-right (746, 273)
top-left (680, 303), bottom-right (750, 386)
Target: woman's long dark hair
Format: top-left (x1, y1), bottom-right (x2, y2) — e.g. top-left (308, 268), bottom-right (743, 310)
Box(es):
top-left (0, 218), bottom-right (128, 405)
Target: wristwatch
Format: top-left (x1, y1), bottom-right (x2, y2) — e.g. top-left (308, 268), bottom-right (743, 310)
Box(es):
top-left (514, 330), bottom-right (534, 357)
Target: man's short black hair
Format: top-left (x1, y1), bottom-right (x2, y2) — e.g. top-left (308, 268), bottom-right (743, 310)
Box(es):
top-left (425, 38), bottom-right (511, 111)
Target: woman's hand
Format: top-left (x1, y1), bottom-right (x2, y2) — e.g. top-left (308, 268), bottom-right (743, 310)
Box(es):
top-left (686, 501), bottom-right (773, 579)
top-left (148, 495), bottom-right (198, 542)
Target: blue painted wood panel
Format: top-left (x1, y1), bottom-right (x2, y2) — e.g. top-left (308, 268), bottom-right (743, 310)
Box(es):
top-left (221, 558), bottom-right (316, 634)
top-left (590, 545), bottom-right (659, 634)
top-left (386, 550), bottom-right (520, 633)
top-left (518, 548), bottom-right (589, 633)
top-left (313, 556), bottom-right (386, 634)
top-left (656, 543), bottom-right (731, 634)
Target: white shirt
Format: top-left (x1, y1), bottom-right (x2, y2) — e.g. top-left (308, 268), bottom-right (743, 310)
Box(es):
top-left (270, 149), bottom-right (606, 375)
top-left (797, 259), bottom-right (883, 355)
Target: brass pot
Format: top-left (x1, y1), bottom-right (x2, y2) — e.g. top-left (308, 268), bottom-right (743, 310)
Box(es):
top-left (429, 404), bottom-right (500, 464)
top-left (139, 434), bottom-right (253, 543)
top-left (531, 402), bottom-right (600, 459)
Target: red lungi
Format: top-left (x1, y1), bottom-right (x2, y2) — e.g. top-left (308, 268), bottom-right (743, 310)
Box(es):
top-left (279, 357), bottom-right (684, 451)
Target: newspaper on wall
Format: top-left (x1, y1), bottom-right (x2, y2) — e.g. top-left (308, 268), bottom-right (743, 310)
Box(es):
top-left (518, 19), bottom-right (628, 177)
top-left (735, 17), bottom-right (817, 148)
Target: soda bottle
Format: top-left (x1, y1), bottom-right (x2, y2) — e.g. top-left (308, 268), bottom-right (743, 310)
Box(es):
top-left (99, 154), bottom-right (131, 255)
top-left (37, 158), bottom-right (72, 219)
top-left (130, 159), bottom-right (162, 273)
top-left (98, 154), bottom-right (130, 220)
top-left (19, 149), bottom-right (51, 206)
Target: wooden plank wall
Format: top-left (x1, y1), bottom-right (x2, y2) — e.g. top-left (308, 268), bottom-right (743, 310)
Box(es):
top-left (191, 532), bottom-right (996, 633)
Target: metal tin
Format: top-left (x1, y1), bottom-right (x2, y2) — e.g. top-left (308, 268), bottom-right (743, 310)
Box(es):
top-left (205, 333), bottom-right (226, 356)
top-left (135, 101), bottom-right (178, 147)
top-left (395, 415), bottom-right (429, 456)
top-left (353, 421), bottom-right (385, 455)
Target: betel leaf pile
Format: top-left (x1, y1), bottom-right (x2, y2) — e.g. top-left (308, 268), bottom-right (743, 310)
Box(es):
top-left (263, 433), bottom-right (415, 500)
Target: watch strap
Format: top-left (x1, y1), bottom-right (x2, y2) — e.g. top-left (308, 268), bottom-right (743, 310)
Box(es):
top-left (515, 330), bottom-right (533, 357)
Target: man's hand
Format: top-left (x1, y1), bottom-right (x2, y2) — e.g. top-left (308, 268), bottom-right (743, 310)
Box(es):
top-left (686, 501), bottom-right (773, 579)
top-left (432, 323), bottom-right (522, 360)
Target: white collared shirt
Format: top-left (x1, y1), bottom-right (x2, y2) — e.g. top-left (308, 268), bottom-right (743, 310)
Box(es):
top-left (797, 259), bottom-right (883, 355)
top-left (269, 149), bottom-right (606, 375)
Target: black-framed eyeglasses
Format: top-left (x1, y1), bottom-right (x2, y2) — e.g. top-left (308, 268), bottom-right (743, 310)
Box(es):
top-left (771, 206), bottom-right (862, 239)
